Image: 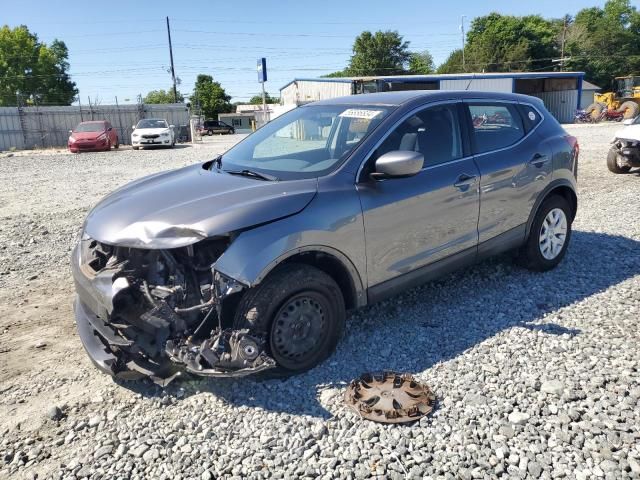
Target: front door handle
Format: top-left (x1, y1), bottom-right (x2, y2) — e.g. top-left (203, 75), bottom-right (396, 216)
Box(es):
top-left (454, 173), bottom-right (478, 189)
top-left (529, 153), bottom-right (549, 167)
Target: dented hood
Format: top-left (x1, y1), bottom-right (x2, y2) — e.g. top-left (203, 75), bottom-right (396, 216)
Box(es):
top-left (84, 163), bottom-right (317, 249)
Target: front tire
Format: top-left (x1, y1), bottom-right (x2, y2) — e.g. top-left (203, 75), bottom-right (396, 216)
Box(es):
top-left (207, 130), bottom-right (213, 136)
top-left (518, 195), bottom-right (572, 272)
top-left (233, 264), bottom-right (345, 373)
top-left (607, 146), bottom-right (632, 173)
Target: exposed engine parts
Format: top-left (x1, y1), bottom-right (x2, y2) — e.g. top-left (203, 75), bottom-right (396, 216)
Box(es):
top-left (344, 372), bottom-right (436, 424)
top-left (77, 236), bottom-right (275, 383)
top-left (166, 329), bottom-right (275, 377)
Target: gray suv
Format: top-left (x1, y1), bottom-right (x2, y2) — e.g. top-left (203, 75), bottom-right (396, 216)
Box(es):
top-left (72, 91), bottom-right (579, 382)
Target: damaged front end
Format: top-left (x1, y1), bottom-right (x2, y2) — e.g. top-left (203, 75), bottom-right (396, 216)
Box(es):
top-left (72, 235), bottom-right (275, 383)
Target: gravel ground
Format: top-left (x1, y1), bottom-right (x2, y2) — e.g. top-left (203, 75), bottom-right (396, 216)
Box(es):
top-left (0, 125), bottom-right (639, 480)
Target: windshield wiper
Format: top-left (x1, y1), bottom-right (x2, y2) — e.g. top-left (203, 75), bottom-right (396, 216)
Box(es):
top-left (225, 169), bottom-right (279, 181)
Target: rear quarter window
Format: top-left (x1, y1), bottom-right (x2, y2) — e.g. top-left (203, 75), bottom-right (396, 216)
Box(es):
top-left (518, 104), bottom-right (543, 133)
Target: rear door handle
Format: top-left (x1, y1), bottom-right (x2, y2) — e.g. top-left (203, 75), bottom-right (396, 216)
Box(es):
top-left (454, 173), bottom-right (478, 189)
top-left (529, 153), bottom-right (549, 166)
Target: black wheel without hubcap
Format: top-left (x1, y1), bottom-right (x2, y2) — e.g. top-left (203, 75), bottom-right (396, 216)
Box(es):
top-left (233, 264), bottom-right (345, 373)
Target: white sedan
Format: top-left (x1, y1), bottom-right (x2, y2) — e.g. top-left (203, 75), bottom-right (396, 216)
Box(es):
top-left (131, 118), bottom-right (175, 149)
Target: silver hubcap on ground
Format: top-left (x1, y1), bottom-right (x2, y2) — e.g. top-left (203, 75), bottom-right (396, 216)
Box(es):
top-left (539, 208), bottom-right (567, 260)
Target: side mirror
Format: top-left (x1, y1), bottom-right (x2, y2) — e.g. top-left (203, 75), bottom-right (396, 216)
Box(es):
top-left (169, 124), bottom-right (175, 129)
top-left (370, 150), bottom-right (424, 180)
top-left (108, 127), bottom-right (113, 131)
top-left (68, 129), bottom-right (73, 135)
top-left (623, 118), bottom-right (635, 125)
top-left (132, 125), bottom-right (136, 130)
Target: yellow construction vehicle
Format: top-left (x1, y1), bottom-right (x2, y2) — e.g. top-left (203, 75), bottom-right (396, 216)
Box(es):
top-left (586, 75), bottom-right (640, 119)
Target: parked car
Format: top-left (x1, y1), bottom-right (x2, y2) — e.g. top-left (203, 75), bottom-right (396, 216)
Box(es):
top-left (131, 118), bottom-right (175, 149)
top-left (68, 120), bottom-right (119, 153)
top-left (198, 120), bottom-right (235, 135)
top-left (72, 91), bottom-right (578, 382)
top-left (608, 115), bottom-right (640, 173)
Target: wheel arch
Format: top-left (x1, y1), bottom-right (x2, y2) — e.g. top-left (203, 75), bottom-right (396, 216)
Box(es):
top-left (253, 246), bottom-right (366, 310)
top-left (525, 180), bottom-right (577, 238)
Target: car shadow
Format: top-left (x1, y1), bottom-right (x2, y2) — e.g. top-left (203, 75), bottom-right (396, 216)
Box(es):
top-left (121, 230), bottom-right (640, 418)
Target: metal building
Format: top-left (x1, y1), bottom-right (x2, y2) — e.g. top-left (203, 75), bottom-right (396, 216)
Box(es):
top-left (280, 72), bottom-right (586, 123)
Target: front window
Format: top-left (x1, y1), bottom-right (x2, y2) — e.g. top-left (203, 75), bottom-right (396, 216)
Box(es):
top-left (74, 122), bottom-right (105, 132)
top-left (220, 104), bottom-right (392, 180)
top-left (137, 119), bottom-right (168, 129)
top-left (366, 103), bottom-right (462, 174)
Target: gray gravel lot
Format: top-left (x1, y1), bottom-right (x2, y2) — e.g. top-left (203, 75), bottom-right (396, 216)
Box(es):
top-left (0, 125), bottom-right (639, 480)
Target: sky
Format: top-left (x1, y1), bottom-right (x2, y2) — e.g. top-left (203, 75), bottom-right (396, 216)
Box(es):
top-left (2, 0), bottom-right (614, 105)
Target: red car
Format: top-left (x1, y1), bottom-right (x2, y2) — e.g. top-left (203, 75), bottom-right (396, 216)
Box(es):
top-left (68, 121), bottom-right (119, 153)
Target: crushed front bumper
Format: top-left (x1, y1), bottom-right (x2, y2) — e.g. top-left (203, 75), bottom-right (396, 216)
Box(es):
top-left (71, 242), bottom-right (274, 383)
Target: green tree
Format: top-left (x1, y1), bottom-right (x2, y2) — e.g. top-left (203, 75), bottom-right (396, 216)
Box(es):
top-left (143, 88), bottom-right (184, 104)
top-left (437, 49), bottom-right (465, 74)
top-left (191, 74), bottom-right (232, 118)
top-left (408, 51), bottom-right (435, 74)
top-left (248, 92), bottom-right (279, 104)
top-left (0, 25), bottom-right (77, 106)
top-left (461, 13), bottom-right (559, 72)
top-left (347, 30), bottom-right (411, 76)
top-left (565, 0), bottom-right (640, 88)
top-left (322, 70), bottom-right (350, 78)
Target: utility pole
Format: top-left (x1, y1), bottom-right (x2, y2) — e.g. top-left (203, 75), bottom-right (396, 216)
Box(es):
top-left (461, 15), bottom-right (466, 72)
top-left (166, 16), bottom-right (178, 103)
top-left (560, 15), bottom-right (568, 70)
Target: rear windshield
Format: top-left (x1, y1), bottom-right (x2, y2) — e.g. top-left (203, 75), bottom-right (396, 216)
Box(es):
top-left (74, 123), bottom-right (105, 132)
top-left (137, 119), bottom-right (168, 129)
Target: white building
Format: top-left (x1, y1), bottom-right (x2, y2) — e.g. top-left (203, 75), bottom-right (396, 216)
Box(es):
top-left (280, 72), bottom-right (587, 123)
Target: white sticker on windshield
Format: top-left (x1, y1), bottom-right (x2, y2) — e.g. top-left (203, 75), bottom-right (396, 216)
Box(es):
top-left (528, 111), bottom-right (536, 121)
top-left (339, 109), bottom-right (384, 120)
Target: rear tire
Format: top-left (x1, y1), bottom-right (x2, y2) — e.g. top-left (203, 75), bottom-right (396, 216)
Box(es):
top-left (617, 101), bottom-right (639, 119)
top-left (132, 146), bottom-right (139, 150)
top-left (207, 130), bottom-right (213, 136)
top-left (114, 138), bottom-right (119, 149)
top-left (233, 264), bottom-right (345, 373)
top-left (517, 195), bottom-right (572, 272)
top-left (607, 146), bottom-right (632, 173)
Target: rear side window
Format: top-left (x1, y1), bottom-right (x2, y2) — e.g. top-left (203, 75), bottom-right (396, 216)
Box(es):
top-left (467, 103), bottom-right (524, 154)
top-left (518, 104), bottom-right (542, 133)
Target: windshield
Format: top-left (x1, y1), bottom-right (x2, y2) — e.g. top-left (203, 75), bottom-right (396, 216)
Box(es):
top-left (220, 104), bottom-right (392, 180)
top-left (137, 119), bottom-right (168, 129)
top-left (74, 122), bottom-right (105, 132)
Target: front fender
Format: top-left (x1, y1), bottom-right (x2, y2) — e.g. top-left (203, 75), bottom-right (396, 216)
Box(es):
top-left (214, 173), bottom-right (368, 306)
